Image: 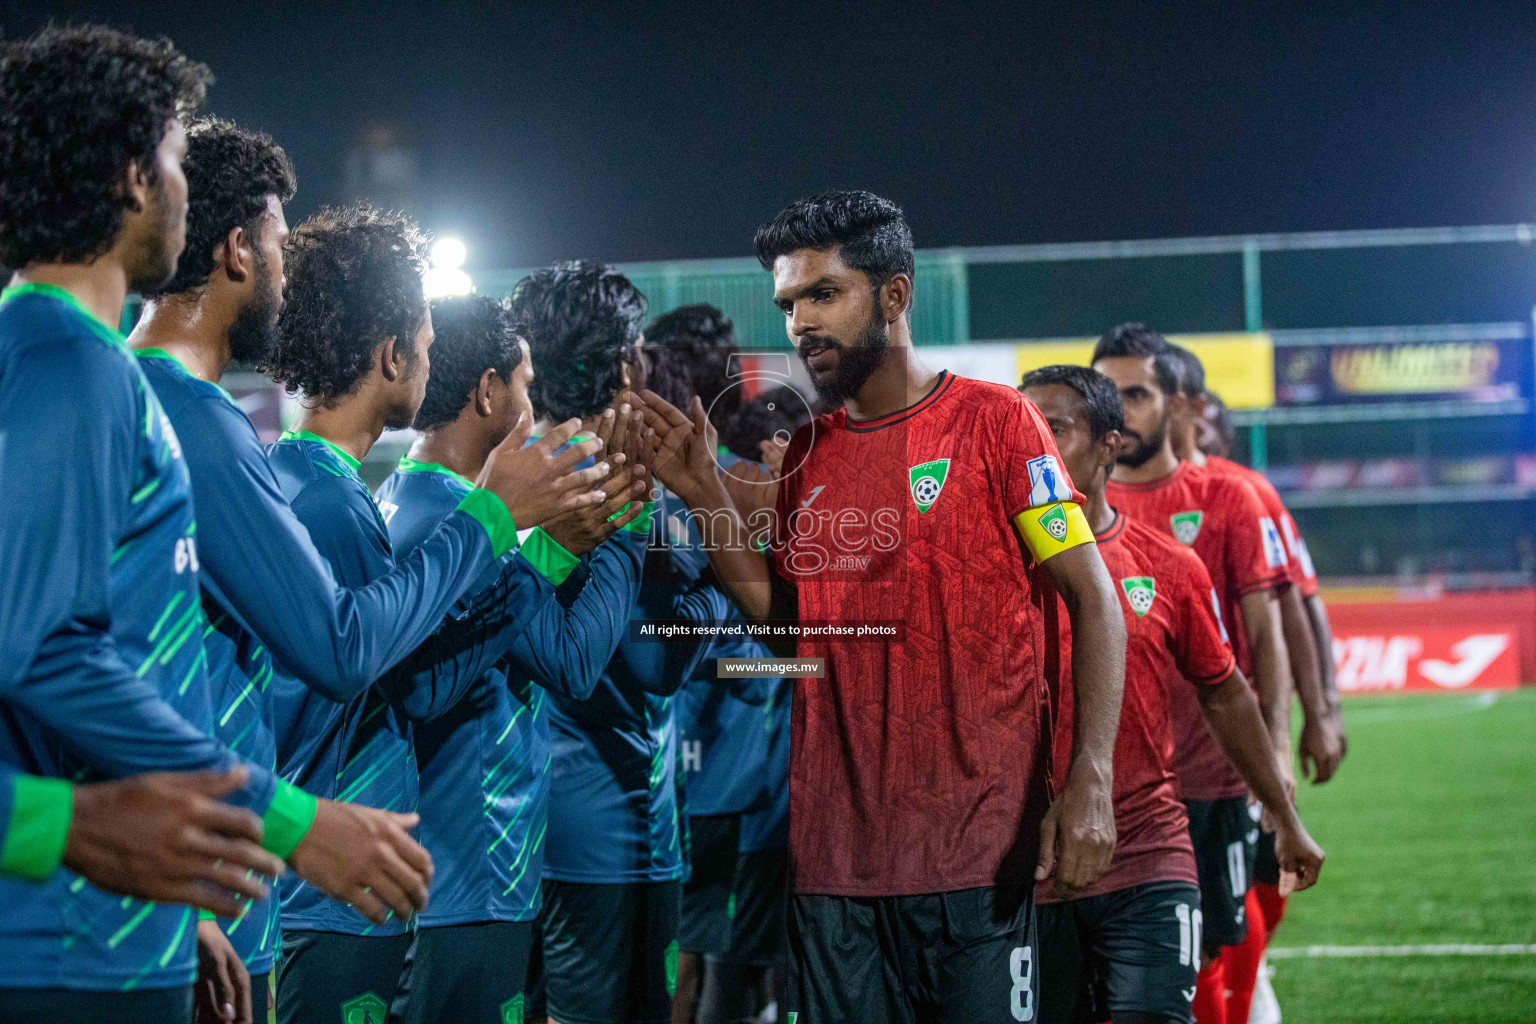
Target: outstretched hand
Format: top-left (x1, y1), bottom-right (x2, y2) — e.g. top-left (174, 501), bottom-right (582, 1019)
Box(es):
top-left (475, 414), bottom-right (610, 529)
top-left (720, 459), bottom-right (778, 522)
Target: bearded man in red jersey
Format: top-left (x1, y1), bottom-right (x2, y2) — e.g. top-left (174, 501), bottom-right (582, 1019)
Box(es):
top-left (1021, 364), bottom-right (1322, 1024)
top-left (1091, 325), bottom-right (1298, 1024)
top-left (634, 191), bottom-right (1127, 1024)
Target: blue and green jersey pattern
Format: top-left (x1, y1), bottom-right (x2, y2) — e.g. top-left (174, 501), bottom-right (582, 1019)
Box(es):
top-left (0, 285), bottom-right (282, 991)
top-left (376, 459), bottom-right (644, 924)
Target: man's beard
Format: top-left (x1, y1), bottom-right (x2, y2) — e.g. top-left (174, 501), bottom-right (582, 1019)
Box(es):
top-left (126, 176), bottom-right (185, 294)
top-left (1116, 412), bottom-right (1169, 468)
top-left (800, 306), bottom-right (889, 406)
top-left (383, 401), bottom-right (417, 431)
top-left (226, 246), bottom-right (280, 365)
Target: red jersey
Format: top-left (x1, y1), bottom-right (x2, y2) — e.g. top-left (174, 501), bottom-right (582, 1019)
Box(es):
top-left (1205, 455), bottom-right (1318, 598)
top-left (1106, 462), bottom-right (1287, 800)
top-left (771, 373), bottom-right (1092, 896)
top-left (1040, 512), bottom-right (1236, 902)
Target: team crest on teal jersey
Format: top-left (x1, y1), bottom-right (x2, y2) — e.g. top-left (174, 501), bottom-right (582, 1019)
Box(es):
top-left (1121, 576), bottom-right (1156, 617)
top-left (909, 459), bottom-right (950, 513)
top-left (341, 992), bottom-right (387, 1024)
top-left (1170, 510), bottom-right (1203, 545)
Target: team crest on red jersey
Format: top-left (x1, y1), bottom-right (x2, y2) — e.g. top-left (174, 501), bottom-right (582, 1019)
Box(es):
top-left (908, 458), bottom-right (950, 513)
top-left (1121, 576), bottom-right (1156, 617)
top-left (1170, 510), bottom-right (1203, 545)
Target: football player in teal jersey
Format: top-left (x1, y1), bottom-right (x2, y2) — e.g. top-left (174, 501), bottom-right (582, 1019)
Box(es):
top-left (0, 26), bottom-right (432, 1024)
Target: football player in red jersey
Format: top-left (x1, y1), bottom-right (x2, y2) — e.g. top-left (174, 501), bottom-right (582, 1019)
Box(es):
top-left (632, 191), bottom-right (1127, 1024)
top-left (1164, 345), bottom-right (1342, 783)
top-left (1163, 350), bottom-right (1344, 1024)
top-left (1021, 365), bottom-right (1323, 1024)
top-left (1091, 325), bottom-right (1298, 1024)
top-left (1198, 390), bottom-right (1345, 760)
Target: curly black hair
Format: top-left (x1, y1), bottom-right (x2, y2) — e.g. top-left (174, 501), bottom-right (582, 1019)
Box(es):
top-left (1090, 322), bottom-right (1182, 397)
top-left (143, 116), bottom-right (296, 298)
top-left (1019, 364), bottom-right (1125, 443)
top-left (0, 24), bottom-right (210, 268)
top-left (508, 260), bottom-right (647, 421)
top-left (754, 190), bottom-right (914, 289)
top-left (644, 304), bottom-right (741, 430)
top-left (721, 384), bottom-right (814, 462)
top-left (413, 294), bottom-right (525, 431)
top-left (262, 202), bottom-right (429, 401)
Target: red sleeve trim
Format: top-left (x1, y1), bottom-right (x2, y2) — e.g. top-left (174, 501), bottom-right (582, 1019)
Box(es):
top-left (1189, 661), bottom-right (1237, 688)
top-left (1234, 570), bottom-right (1290, 597)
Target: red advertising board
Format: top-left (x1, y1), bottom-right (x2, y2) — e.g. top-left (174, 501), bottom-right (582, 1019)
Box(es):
top-left (1324, 589), bottom-right (1534, 694)
top-left (1332, 627), bottom-right (1520, 694)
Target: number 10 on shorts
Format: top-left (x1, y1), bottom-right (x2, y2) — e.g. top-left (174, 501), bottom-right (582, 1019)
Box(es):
top-left (1009, 945), bottom-right (1034, 1021)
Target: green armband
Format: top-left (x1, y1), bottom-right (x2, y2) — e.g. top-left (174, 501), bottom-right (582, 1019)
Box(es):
top-left (456, 489), bottom-right (520, 558)
top-left (262, 780), bottom-right (318, 861)
top-left (198, 909), bottom-right (217, 922)
top-left (0, 775), bottom-right (72, 881)
top-left (618, 501), bottom-right (654, 534)
top-left (519, 528), bottom-right (581, 586)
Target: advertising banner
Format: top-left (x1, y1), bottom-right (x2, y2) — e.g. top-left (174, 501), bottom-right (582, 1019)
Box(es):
top-left (1012, 332), bottom-right (1276, 409)
top-left (1324, 588), bottom-right (1536, 693)
top-left (1332, 626), bottom-right (1520, 694)
top-left (1275, 338), bottom-right (1527, 406)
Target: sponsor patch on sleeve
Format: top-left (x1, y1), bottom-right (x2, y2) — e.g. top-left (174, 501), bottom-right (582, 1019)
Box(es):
top-left (1026, 454), bottom-right (1074, 507)
top-left (1211, 588), bottom-right (1230, 644)
top-left (1259, 516), bottom-right (1288, 569)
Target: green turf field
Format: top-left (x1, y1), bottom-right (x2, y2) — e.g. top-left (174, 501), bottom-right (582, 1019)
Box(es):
top-left (1267, 688), bottom-right (1536, 1022)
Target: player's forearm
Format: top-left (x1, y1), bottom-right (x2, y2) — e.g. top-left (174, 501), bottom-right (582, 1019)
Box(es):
top-left (675, 476), bottom-right (775, 621)
top-left (1058, 558), bottom-right (1126, 787)
top-left (192, 413), bottom-right (506, 702)
top-left (1197, 670), bottom-right (1301, 828)
top-left (1280, 586), bottom-right (1330, 727)
top-left (1305, 593), bottom-right (1341, 713)
top-left (1242, 591), bottom-right (1294, 756)
top-left (387, 558), bottom-right (557, 721)
top-left (12, 634), bottom-right (314, 857)
top-left (511, 539), bottom-right (641, 701)
top-left (652, 582), bottom-right (733, 696)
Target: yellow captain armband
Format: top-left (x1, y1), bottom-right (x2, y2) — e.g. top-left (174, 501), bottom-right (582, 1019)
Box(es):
top-left (1014, 501), bottom-right (1094, 564)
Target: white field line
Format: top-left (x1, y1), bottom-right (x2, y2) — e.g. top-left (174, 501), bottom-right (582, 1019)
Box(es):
top-left (1269, 943), bottom-right (1536, 958)
top-left (1340, 690), bottom-right (1501, 726)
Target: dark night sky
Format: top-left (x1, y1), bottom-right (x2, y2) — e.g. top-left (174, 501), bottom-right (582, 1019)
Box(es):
top-left (7, 2), bottom-right (1536, 270)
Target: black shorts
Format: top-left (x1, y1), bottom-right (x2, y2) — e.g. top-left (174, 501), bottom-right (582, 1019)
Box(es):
top-left (1036, 881), bottom-right (1203, 1024)
top-left (788, 885), bottom-right (1037, 1024)
top-left (388, 920), bottom-right (533, 1024)
top-left (537, 878), bottom-right (682, 1024)
top-left (1183, 797), bottom-right (1257, 956)
top-left (275, 929), bottom-right (412, 1024)
top-left (681, 814), bottom-right (741, 955)
top-left (1254, 826), bottom-right (1280, 888)
top-left (251, 971), bottom-right (270, 1024)
top-left (718, 846), bottom-right (788, 967)
top-left (0, 985), bottom-right (192, 1024)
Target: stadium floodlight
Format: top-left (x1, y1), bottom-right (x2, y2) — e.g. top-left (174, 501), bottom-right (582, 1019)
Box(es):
top-left (423, 236), bottom-right (472, 298)
top-left (430, 236), bottom-right (468, 270)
